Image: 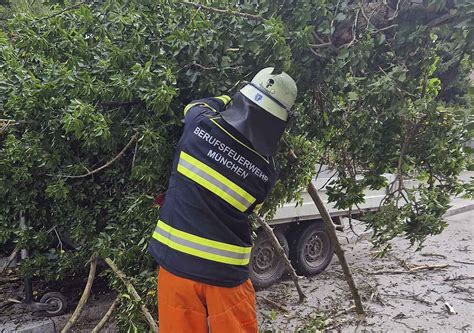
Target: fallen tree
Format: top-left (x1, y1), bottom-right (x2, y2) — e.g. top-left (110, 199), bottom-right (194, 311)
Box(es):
top-left (0, 0), bottom-right (472, 330)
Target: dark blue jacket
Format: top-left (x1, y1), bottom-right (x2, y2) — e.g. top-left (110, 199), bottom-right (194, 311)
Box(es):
top-left (148, 96), bottom-right (277, 287)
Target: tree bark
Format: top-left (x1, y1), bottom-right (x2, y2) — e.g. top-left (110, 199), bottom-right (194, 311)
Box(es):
top-left (104, 258), bottom-right (158, 332)
top-left (255, 216), bottom-right (306, 302)
top-left (61, 256), bottom-right (98, 333)
top-left (306, 183), bottom-right (365, 315)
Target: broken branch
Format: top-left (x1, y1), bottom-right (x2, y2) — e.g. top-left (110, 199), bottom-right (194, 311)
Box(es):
top-left (91, 296), bottom-right (120, 333)
top-left (260, 296), bottom-right (288, 312)
top-left (307, 181), bottom-right (365, 315)
top-left (444, 274), bottom-right (474, 281)
top-left (255, 215), bottom-right (306, 302)
top-left (104, 258), bottom-right (158, 332)
top-left (370, 263), bottom-right (449, 274)
top-left (61, 256), bottom-right (98, 333)
top-left (180, 1), bottom-right (263, 21)
top-left (1, 247), bottom-right (19, 275)
top-left (37, 1), bottom-right (88, 22)
top-left (60, 133), bottom-right (138, 179)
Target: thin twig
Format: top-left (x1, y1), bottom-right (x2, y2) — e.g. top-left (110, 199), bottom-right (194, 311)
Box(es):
top-left (60, 133), bottom-right (138, 179)
top-left (260, 296), bottom-right (288, 312)
top-left (314, 163), bottom-right (324, 181)
top-left (1, 248), bottom-right (19, 275)
top-left (444, 274), bottom-right (474, 281)
top-left (312, 31), bottom-right (327, 44)
top-left (453, 260), bottom-right (474, 265)
top-left (131, 140), bottom-right (139, 171)
top-left (37, 1), bottom-right (88, 22)
top-left (104, 258), bottom-right (158, 332)
top-left (308, 47), bottom-right (325, 58)
top-left (420, 253), bottom-right (447, 259)
top-left (308, 42), bottom-right (334, 49)
top-left (369, 264), bottom-right (449, 275)
top-left (91, 296), bottom-right (120, 333)
top-left (179, 63), bottom-right (217, 71)
top-left (319, 171), bottom-right (338, 190)
top-left (358, 1), bottom-right (372, 29)
top-left (61, 256), bottom-right (97, 333)
top-left (0, 119), bottom-right (15, 134)
top-left (387, 0), bottom-right (400, 21)
top-left (338, 9), bottom-right (360, 49)
top-left (375, 24), bottom-right (398, 33)
top-left (330, 0), bottom-right (343, 45)
top-left (348, 207), bottom-right (359, 237)
top-left (180, 1), bottom-right (263, 21)
top-left (333, 304), bottom-right (356, 317)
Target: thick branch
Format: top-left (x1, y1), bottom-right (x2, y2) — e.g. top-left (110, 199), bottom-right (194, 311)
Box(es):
top-left (104, 258), bottom-right (158, 332)
top-left (61, 256), bottom-right (97, 333)
top-left (61, 133), bottom-right (138, 179)
top-left (306, 182), bottom-right (365, 315)
top-left (180, 1), bottom-right (263, 22)
top-left (288, 148), bottom-right (365, 315)
top-left (255, 215), bottom-right (306, 302)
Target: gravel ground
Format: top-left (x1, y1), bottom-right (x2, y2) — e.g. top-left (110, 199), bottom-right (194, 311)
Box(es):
top-left (256, 209), bottom-right (474, 332)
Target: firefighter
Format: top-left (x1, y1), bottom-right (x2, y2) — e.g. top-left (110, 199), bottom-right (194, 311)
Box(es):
top-left (148, 68), bottom-right (297, 332)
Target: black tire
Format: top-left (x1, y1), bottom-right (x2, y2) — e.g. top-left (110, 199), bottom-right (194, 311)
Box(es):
top-left (289, 222), bottom-right (334, 276)
top-left (249, 230), bottom-right (289, 289)
top-left (39, 292), bottom-right (68, 316)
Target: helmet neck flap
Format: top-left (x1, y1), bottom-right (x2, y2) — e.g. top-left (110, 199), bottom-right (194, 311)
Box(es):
top-left (220, 92), bottom-right (287, 157)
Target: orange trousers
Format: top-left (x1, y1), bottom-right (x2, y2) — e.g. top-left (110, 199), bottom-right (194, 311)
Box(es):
top-left (157, 267), bottom-right (258, 333)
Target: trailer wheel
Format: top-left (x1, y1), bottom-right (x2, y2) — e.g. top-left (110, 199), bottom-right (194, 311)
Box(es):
top-left (289, 222), bottom-right (333, 276)
top-left (40, 292), bottom-right (68, 316)
top-left (250, 230), bottom-right (289, 289)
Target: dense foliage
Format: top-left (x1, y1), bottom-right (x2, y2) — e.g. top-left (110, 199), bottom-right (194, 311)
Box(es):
top-left (0, 0), bottom-right (472, 330)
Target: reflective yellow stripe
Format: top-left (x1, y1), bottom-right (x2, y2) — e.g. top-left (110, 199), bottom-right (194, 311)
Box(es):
top-left (153, 220), bottom-right (251, 265)
top-left (153, 232), bottom-right (250, 265)
top-left (180, 151), bottom-right (254, 203)
top-left (183, 102), bottom-right (201, 115)
top-left (157, 220), bottom-right (251, 254)
top-left (184, 102), bottom-right (218, 116)
top-left (178, 164), bottom-right (247, 211)
top-left (215, 95), bottom-right (231, 105)
top-left (209, 118), bottom-right (269, 164)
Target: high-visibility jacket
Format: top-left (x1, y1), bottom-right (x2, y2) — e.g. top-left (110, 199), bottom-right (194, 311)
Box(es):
top-left (148, 95), bottom-right (277, 287)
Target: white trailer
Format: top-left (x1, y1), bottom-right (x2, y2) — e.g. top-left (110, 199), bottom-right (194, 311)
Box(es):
top-left (249, 169), bottom-right (394, 287)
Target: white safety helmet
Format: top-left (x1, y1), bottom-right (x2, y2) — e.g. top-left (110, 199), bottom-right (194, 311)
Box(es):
top-left (239, 67), bottom-right (297, 121)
